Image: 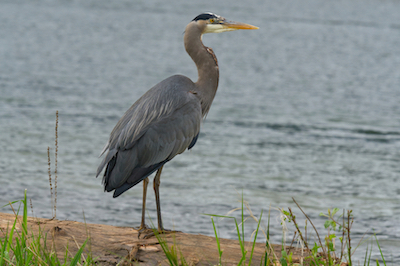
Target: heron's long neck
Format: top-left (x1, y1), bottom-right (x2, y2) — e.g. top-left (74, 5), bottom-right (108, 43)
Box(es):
top-left (184, 23), bottom-right (219, 116)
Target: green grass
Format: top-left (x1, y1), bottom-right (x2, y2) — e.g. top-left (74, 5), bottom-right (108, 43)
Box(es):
top-left (1, 192), bottom-right (390, 266)
top-left (152, 194), bottom-right (390, 266)
top-left (203, 193), bottom-right (264, 266)
top-left (151, 228), bottom-right (188, 266)
top-left (0, 190), bottom-right (93, 266)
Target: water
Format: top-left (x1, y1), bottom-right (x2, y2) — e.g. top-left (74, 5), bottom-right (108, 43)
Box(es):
top-left (1, 0), bottom-right (400, 263)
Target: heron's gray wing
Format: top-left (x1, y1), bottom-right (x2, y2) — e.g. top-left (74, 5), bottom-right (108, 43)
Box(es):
top-left (135, 99), bottom-right (201, 167)
top-left (96, 75), bottom-right (193, 177)
top-left (97, 75), bottom-right (202, 196)
top-left (105, 98), bottom-right (202, 196)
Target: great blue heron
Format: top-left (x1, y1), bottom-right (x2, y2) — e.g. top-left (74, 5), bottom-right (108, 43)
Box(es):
top-left (96, 12), bottom-right (258, 233)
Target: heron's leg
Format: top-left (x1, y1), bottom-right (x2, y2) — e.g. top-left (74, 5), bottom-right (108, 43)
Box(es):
top-left (140, 177), bottom-right (149, 230)
top-left (153, 166), bottom-right (164, 232)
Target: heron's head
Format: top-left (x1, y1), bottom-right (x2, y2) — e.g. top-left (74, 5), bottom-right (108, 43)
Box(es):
top-left (192, 12), bottom-right (258, 34)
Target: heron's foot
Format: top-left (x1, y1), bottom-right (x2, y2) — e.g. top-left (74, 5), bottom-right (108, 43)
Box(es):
top-left (137, 228), bottom-right (154, 239)
top-left (135, 224), bottom-right (153, 239)
top-left (141, 228), bottom-right (179, 239)
top-left (135, 224), bottom-right (151, 232)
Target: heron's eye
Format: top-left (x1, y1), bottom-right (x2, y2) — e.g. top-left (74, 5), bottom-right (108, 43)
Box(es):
top-left (209, 18), bottom-right (215, 23)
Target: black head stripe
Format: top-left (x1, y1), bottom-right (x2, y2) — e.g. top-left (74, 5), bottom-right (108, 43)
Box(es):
top-left (192, 13), bottom-right (218, 21)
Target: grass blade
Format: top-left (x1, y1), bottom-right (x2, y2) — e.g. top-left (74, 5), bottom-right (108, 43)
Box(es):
top-left (248, 210), bottom-right (263, 266)
top-left (374, 235), bottom-right (386, 266)
top-left (69, 238), bottom-right (87, 266)
top-left (211, 217), bottom-right (223, 265)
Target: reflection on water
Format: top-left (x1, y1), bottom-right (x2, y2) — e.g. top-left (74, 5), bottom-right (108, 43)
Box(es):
top-left (1, 0), bottom-right (399, 263)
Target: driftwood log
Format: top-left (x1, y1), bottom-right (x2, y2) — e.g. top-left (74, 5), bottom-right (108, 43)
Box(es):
top-left (0, 212), bottom-right (317, 265)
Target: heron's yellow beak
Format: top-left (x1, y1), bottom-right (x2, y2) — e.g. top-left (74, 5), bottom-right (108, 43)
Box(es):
top-left (204, 20), bottom-right (259, 33)
top-left (222, 21), bottom-right (259, 30)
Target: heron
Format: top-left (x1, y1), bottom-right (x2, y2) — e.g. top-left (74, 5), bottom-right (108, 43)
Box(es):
top-left (96, 12), bottom-right (258, 234)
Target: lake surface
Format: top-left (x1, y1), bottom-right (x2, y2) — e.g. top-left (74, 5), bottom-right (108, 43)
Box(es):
top-left (1, 0), bottom-right (399, 263)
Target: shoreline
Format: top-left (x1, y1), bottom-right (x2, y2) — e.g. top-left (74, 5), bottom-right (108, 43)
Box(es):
top-left (0, 211), bottom-right (313, 265)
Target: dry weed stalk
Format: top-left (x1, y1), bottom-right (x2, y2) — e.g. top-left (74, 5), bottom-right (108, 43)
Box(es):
top-left (47, 111), bottom-right (59, 220)
top-left (347, 210), bottom-right (353, 266)
top-left (289, 198), bottom-right (359, 265)
top-left (54, 110), bottom-right (58, 219)
top-left (47, 146), bottom-right (54, 218)
top-left (30, 198), bottom-right (34, 217)
top-left (292, 197), bottom-right (326, 254)
top-left (288, 207), bottom-right (308, 250)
